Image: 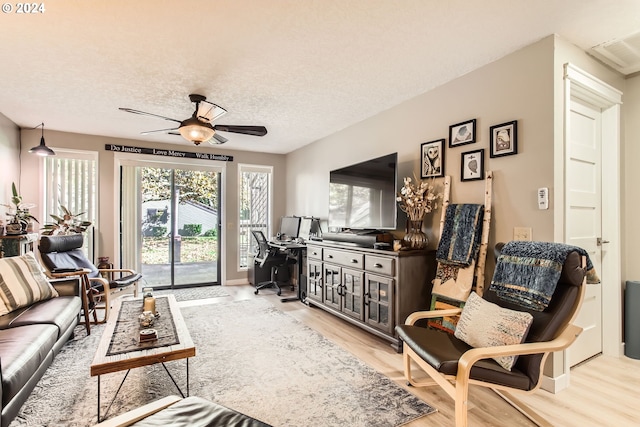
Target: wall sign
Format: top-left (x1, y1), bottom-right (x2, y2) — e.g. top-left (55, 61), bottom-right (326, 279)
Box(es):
top-left (105, 144), bottom-right (233, 162)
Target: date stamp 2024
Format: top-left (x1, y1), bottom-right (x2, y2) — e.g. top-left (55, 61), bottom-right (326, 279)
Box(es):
top-left (2, 2), bottom-right (46, 14)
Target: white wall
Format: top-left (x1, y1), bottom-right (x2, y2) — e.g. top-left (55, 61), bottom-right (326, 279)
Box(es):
top-left (0, 112), bottom-right (20, 219)
top-left (623, 74), bottom-right (640, 284)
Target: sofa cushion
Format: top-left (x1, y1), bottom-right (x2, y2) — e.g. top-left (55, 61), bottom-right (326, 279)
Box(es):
top-left (0, 296), bottom-right (81, 338)
top-left (454, 291), bottom-right (533, 370)
top-left (0, 253), bottom-right (59, 316)
top-left (0, 324), bottom-right (58, 406)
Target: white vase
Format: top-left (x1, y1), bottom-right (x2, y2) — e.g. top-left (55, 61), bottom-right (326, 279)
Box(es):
top-left (5, 223), bottom-right (24, 235)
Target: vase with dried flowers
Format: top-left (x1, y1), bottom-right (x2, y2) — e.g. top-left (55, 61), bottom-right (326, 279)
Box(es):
top-left (396, 176), bottom-right (442, 249)
top-left (2, 182), bottom-right (38, 235)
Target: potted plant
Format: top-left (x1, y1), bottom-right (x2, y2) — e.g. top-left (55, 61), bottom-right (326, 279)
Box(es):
top-left (41, 205), bottom-right (92, 235)
top-left (2, 182), bottom-right (38, 235)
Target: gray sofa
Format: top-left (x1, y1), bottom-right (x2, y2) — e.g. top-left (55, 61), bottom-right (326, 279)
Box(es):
top-left (0, 277), bottom-right (82, 427)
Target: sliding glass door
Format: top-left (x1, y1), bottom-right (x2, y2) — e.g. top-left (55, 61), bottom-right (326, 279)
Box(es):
top-left (121, 162), bottom-right (222, 289)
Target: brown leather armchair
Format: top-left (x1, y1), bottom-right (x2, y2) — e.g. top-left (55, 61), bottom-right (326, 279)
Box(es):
top-left (396, 242), bottom-right (587, 427)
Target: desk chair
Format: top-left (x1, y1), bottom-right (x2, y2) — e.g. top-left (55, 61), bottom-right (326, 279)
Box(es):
top-left (251, 231), bottom-right (296, 296)
top-left (39, 234), bottom-right (142, 323)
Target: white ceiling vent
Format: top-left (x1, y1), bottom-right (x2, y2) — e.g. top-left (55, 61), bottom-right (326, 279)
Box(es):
top-left (589, 31), bottom-right (640, 75)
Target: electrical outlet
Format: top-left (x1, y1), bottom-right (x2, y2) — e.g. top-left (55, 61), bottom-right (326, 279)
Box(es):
top-left (513, 227), bottom-right (532, 241)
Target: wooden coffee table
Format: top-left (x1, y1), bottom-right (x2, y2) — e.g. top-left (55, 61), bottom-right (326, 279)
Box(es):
top-left (90, 294), bottom-right (196, 422)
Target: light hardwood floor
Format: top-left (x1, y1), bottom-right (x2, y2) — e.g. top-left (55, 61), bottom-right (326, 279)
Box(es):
top-left (190, 285), bottom-right (640, 427)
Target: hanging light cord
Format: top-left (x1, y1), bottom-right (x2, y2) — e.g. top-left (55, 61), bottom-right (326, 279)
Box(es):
top-left (28, 122), bottom-right (55, 156)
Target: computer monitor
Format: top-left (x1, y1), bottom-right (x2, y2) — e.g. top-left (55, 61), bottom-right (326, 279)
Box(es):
top-left (298, 217), bottom-right (312, 241)
top-left (279, 216), bottom-right (301, 240)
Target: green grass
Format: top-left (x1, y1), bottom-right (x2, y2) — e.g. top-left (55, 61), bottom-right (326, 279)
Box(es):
top-left (142, 236), bottom-right (218, 264)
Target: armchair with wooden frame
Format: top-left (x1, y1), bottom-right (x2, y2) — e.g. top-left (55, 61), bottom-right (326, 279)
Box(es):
top-left (38, 234), bottom-right (142, 325)
top-left (396, 242), bottom-right (587, 427)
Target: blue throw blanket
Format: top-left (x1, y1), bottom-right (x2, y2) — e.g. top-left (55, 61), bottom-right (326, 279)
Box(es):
top-left (436, 204), bottom-right (484, 267)
top-left (489, 241), bottom-right (596, 311)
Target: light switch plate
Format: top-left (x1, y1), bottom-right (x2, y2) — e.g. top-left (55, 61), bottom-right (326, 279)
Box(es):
top-left (514, 227), bottom-right (532, 241)
top-left (537, 187), bottom-right (549, 210)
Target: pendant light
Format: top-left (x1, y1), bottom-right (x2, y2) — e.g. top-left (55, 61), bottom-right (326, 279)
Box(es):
top-left (29, 122), bottom-right (55, 156)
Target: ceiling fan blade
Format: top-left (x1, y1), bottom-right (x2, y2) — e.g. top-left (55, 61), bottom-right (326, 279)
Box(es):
top-left (119, 108), bottom-right (182, 123)
top-left (209, 133), bottom-right (228, 144)
top-left (213, 125), bottom-right (267, 136)
top-left (197, 102), bottom-right (227, 123)
top-left (140, 128), bottom-right (179, 135)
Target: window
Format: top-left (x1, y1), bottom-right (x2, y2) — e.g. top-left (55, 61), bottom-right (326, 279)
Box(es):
top-left (44, 150), bottom-right (98, 258)
top-left (238, 164), bottom-right (272, 269)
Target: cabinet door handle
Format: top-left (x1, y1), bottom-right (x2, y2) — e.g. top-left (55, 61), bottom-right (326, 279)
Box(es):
top-left (373, 263), bottom-right (383, 268)
top-left (312, 251), bottom-right (318, 256)
top-left (351, 259), bottom-right (359, 264)
top-left (327, 254), bottom-right (333, 259)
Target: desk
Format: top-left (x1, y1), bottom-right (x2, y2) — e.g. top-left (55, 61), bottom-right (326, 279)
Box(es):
top-left (266, 240), bottom-right (307, 303)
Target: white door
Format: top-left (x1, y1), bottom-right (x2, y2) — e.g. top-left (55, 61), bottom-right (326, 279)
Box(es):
top-left (566, 99), bottom-right (603, 366)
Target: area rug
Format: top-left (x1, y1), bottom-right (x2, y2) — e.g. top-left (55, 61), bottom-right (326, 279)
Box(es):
top-left (13, 299), bottom-right (435, 426)
top-left (154, 285), bottom-right (229, 301)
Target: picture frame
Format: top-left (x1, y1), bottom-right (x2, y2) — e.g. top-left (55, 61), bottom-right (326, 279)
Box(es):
top-left (449, 118), bottom-right (476, 147)
top-left (420, 139), bottom-right (445, 178)
top-left (490, 120), bottom-right (518, 157)
top-left (461, 149), bottom-right (484, 181)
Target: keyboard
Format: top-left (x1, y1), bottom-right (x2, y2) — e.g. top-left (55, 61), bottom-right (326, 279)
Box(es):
top-left (269, 239), bottom-right (303, 248)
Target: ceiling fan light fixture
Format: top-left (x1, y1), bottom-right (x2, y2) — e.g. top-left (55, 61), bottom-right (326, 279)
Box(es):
top-left (29, 122), bottom-right (56, 156)
top-left (178, 117), bottom-right (215, 145)
top-left (120, 94), bottom-right (267, 145)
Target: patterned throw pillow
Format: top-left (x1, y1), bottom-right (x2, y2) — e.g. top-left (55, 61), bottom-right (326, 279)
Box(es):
top-left (454, 291), bottom-right (533, 370)
top-left (0, 252), bottom-right (59, 316)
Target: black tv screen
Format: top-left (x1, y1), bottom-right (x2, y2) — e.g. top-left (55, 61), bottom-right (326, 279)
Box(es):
top-left (328, 153), bottom-right (398, 230)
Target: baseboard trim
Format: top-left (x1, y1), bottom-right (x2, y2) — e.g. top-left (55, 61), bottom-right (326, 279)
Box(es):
top-left (541, 372), bottom-right (569, 393)
top-left (225, 278), bottom-right (250, 286)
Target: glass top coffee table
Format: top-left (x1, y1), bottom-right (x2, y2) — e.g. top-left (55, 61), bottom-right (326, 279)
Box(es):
top-left (90, 294), bottom-right (196, 422)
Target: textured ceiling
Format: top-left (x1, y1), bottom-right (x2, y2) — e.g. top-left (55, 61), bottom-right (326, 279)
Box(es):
top-left (1, 0), bottom-right (639, 154)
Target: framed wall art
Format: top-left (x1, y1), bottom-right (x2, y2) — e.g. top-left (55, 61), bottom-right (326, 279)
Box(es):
top-left (461, 149), bottom-right (484, 181)
top-left (449, 118), bottom-right (476, 147)
top-left (420, 138), bottom-right (445, 178)
top-left (490, 120), bottom-right (518, 158)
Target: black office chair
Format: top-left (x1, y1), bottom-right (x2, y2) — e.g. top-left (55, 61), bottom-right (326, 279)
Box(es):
top-left (251, 230), bottom-right (296, 296)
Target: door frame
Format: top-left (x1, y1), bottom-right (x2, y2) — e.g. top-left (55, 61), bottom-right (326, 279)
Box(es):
top-left (550, 64), bottom-right (622, 392)
top-left (113, 152), bottom-right (227, 286)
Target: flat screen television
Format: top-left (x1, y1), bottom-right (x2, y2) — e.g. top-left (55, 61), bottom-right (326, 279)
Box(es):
top-left (328, 153), bottom-right (398, 231)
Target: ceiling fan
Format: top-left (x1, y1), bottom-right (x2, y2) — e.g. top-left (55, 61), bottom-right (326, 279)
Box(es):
top-left (119, 94), bottom-right (267, 145)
